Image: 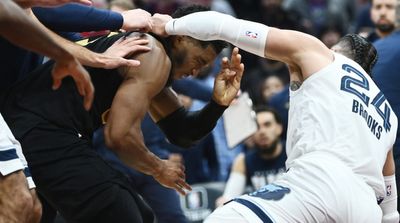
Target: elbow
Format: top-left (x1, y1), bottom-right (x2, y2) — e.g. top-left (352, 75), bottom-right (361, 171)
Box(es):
top-left (104, 126), bottom-right (128, 151)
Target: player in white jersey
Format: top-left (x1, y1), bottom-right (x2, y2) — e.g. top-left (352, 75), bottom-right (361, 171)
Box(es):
top-left (151, 11), bottom-right (400, 223)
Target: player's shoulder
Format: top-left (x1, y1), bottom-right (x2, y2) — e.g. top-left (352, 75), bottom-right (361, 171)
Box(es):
top-left (129, 33), bottom-right (171, 73)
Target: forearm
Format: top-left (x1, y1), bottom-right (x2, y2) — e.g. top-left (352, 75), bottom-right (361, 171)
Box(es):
top-left (166, 11), bottom-right (268, 57)
top-left (28, 8), bottom-right (110, 68)
top-left (33, 3), bottom-right (122, 32)
top-left (0, 1), bottom-right (69, 61)
top-left (380, 150), bottom-right (399, 223)
top-left (105, 128), bottom-right (163, 177)
top-left (222, 172), bottom-right (246, 199)
top-left (157, 99), bottom-right (227, 148)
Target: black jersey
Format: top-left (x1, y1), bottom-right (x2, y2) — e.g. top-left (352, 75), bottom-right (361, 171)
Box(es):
top-left (2, 33), bottom-right (128, 140)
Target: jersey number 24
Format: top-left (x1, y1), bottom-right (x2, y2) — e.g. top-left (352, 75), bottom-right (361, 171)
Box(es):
top-left (340, 64), bottom-right (391, 132)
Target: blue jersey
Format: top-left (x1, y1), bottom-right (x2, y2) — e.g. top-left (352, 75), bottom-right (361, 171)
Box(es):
top-left (245, 147), bottom-right (286, 190)
top-left (372, 31), bottom-right (400, 159)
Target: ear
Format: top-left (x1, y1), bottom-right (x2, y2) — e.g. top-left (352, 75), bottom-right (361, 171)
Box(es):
top-left (175, 35), bottom-right (185, 42)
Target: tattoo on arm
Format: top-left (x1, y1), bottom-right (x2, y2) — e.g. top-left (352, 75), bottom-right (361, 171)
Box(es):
top-left (290, 81), bottom-right (302, 91)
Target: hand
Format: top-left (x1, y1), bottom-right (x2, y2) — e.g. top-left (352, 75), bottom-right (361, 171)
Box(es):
top-left (153, 160), bottom-right (192, 195)
top-left (52, 55), bottom-right (94, 111)
top-left (168, 153), bottom-right (183, 165)
top-left (212, 47), bottom-right (244, 106)
top-left (151, 13), bottom-right (173, 37)
top-left (101, 36), bottom-right (151, 68)
top-left (14, 0), bottom-right (92, 8)
top-left (121, 9), bottom-right (153, 32)
top-left (0, 171), bottom-right (36, 223)
top-left (27, 189), bottom-right (42, 223)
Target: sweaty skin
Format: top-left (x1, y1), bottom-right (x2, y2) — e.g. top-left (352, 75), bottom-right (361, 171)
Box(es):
top-left (104, 33), bottom-right (244, 195)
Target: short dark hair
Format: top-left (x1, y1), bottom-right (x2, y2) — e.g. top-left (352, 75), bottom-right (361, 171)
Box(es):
top-left (336, 34), bottom-right (378, 76)
top-left (254, 106), bottom-right (282, 124)
top-left (171, 5), bottom-right (228, 54)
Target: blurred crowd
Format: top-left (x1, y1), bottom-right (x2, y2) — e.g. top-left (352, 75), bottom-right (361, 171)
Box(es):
top-left (3, 0), bottom-right (400, 222)
top-left (48, 0), bottom-right (398, 222)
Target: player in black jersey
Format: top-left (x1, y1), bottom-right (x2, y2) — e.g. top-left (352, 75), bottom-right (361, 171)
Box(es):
top-left (2, 5), bottom-right (244, 223)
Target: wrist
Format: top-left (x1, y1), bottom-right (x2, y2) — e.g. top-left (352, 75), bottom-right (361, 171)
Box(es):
top-left (210, 97), bottom-right (229, 109)
top-left (151, 158), bottom-right (164, 179)
top-left (212, 93), bottom-right (232, 107)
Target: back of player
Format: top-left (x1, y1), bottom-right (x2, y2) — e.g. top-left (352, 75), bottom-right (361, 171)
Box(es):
top-left (206, 53), bottom-right (397, 223)
top-left (286, 53), bottom-right (397, 199)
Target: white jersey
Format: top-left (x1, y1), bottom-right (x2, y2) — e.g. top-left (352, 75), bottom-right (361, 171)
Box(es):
top-left (286, 53), bottom-right (398, 199)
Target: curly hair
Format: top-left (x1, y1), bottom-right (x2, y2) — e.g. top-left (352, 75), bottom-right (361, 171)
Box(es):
top-left (336, 34), bottom-right (378, 76)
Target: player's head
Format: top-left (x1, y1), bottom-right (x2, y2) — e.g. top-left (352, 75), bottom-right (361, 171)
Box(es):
top-left (370, 0), bottom-right (396, 35)
top-left (168, 5), bottom-right (228, 79)
top-left (252, 106), bottom-right (283, 154)
top-left (331, 34), bottom-right (378, 76)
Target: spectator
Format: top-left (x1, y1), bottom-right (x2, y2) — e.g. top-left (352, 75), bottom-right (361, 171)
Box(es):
top-left (318, 23), bottom-right (345, 48)
top-left (372, 0), bottom-right (400, 214)
top-left (215, 107), bottom-right (286, 207)
top-left (366, 0), bottom-right (397, 42)
top-left (241, 57), bottom-right (289, 106)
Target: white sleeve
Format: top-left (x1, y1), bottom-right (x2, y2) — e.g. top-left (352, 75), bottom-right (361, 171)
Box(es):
top-left (222, 172), bottom-right (247, 200)
top-left (166, 11), bottom-right (269, 58)
top-left (0, 114), bottom-right (25, 176)
top-left (380, 174), bottom-right (399, 223)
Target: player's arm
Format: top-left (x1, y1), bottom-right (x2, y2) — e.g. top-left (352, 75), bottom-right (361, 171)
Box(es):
top-left (13, 0), bottom-right (91, 8)
top-left (223, 153), bottom-right (247, 199)
top-left (149, 48), bottom-right (244, 148)
top-left (152, 11), bottom-right (332, 78)
top-left (0, 0), bottom-right (73, 66)
top-left (33, 5), bottom-right (152, 33)
top-left (380, 149), bottom-right (399, 223)
top-left (0, 0), bottom-right (94, 110)
top-left (103, 40), bottom-right (190, 195)
top-left (215, 153), bottom-right (246, 207)
top-left (28, 9), bottom-right (143, 69)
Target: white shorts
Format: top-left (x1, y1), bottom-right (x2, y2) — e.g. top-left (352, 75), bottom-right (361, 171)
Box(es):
top-left (205, 153), bottom-right (382, 223)
top-left (0, 114), bottom-right (35, 189)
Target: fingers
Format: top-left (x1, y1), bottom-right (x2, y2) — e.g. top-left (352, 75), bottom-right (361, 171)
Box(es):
top-left (174, 179), bottom-right (192, 196)
top-left (51, 73), bottom-right (62, 90)
top-left (120, 38), bottom-right (148, 46)
top-left (83, 80), bottom-right (94, 111)
top-left (51, 63), bottom-right (65, 90)
top-left (221, 57), bottom-right (230, 69)
top-left (72, 65), bottom-right (94, 111)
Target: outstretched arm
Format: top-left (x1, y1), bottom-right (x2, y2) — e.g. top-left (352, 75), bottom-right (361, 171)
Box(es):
top-left (13, 0), bottom-right (91, 8)
top-left (33, 5), bottom-right (152, 33)
top-left (380, 149), bottom-right (399, 223)
top-left (0, 0), bottom-right (94, 110)
top-left (149, 48), bottom-right (244, 148)
top-left (152, 11), bottom-right (333, 78)
top-left (28, 9), bottom-right (146, 69)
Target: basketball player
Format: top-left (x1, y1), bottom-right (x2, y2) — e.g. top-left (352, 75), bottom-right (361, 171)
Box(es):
top-left (2, 5), bottom-right (244, 223)
top-left (152, 11), bottom-right (399, 222)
